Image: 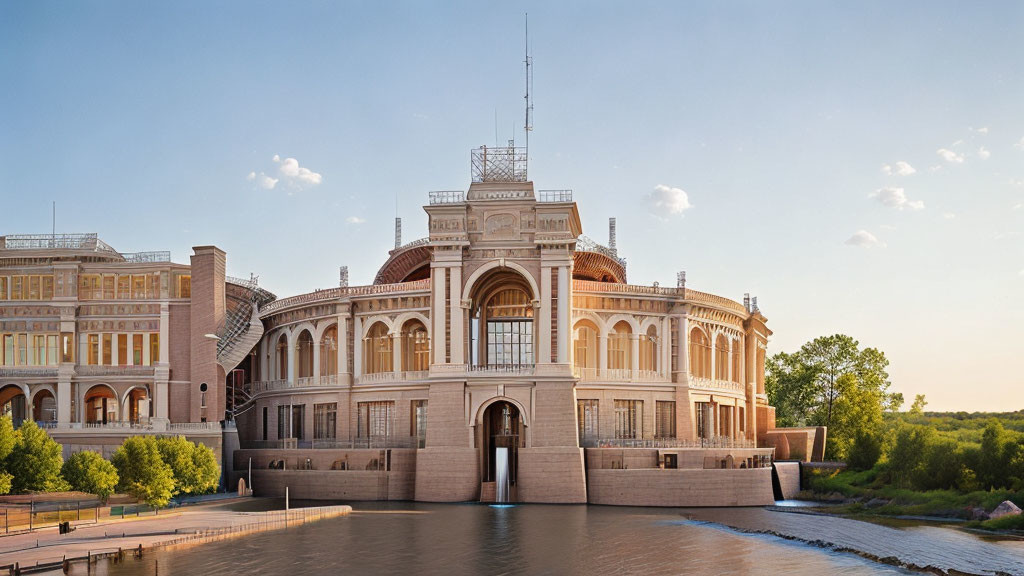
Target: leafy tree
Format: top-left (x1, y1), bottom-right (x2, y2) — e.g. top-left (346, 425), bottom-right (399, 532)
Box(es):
top-left (765, 351), bottom-right (818, 427)
top-left (112, 436), bottom-right (174, 508)
top-left (62, 451), bottom-right (119, 501)
top-left (977, 420), bottom-right (1010, 490)
top-left (909, 394), bottom-right (928, 416)
top-left (825, 373), bottom-right (884, 460)
top-left (0, 415), bottom-right (16, 494)
top-left (886, 424), bottom-right (935, 489)
top-left (846, 428), bottom-right (883, 471)
top-left (156, 436), bottom-right (219, 496)
top-left (8, 421), bottom-right (68, 493)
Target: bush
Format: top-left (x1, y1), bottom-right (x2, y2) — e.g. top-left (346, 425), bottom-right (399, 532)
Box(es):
top-left (7, 421), bottom-right (68, 493)
top-left (112, 436), bottom-right (175, 508)
top-left (62, 451), bottom-right (119, 501)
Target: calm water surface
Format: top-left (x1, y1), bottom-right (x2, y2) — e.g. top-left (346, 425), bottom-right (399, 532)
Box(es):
top-left (89, 500), bottom-right (1024, 576)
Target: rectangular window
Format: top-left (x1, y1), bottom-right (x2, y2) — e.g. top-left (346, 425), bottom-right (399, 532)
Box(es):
top-left (411, 400), bottom-right (427, 447)
top-left (149, 333), bottom-right (159, 364)
top-left (262, 407), bottom-right (268, 441)
top-left (147, 274), bottom-right (160, 298)
top-left (0, 277), bottom-right (7, 299)
top-left (101, 334), bottom-right (111, 365)
top-left (46, 335), bottom-right (57, 366)
top-left (720, 405), bottom-right (732, 439)
top-left (739, 407), bottom-right (745, 433)
top-left (2, 335), bottom-right (12, 365)
top-left (696, 402), bottom-right (713, 440)
top-left (577, 399), bottom-right (599, 446)
top-left (41, 276), bottom-right (54, 300)
top-left (28, 276), bottom-right (40, 300)
top-left (11, 277), bottom-right (23, 300)
top-left (276, 404), bottom-right (305, 440)
top-left (61, 333), bottom-right (74, 363)
top-left (87, 334), bottom-right (99, 365)
top-left (117, 276), bottom-right (131, 299)
top-left (357, 401), bottom-right (395, 439)
top-left (132, 334), bottom-right (143, 365)
top-left (178, 275), bottom-right (191, 298)
top-left (614, 399), bottom-right (642, 440)
top-left (78, 275), bottom-right (101, 300)
top-left (32, 335), bottom-right (46, 365)
top-left (131, 275), bottom-right (146, 299)
top-left (102, 275), bottom-right (115, 299)
top-left (313, 403), bottom-right (337, 440)
top-left (117, 334), bottom-right (128, 366)
top-left (655, 401), bottom-right (676, 439)
top-left (608, 333), bottom-right (629, 370)
top-left (16, 334), bottom-right (28, 365)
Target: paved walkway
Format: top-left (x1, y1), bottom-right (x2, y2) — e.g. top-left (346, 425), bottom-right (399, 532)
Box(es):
top-left (0, 499), bottom-right (346, 569)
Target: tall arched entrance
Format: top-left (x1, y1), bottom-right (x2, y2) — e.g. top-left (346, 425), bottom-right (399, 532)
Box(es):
top-left (480, 401), bottom-right (522, 502)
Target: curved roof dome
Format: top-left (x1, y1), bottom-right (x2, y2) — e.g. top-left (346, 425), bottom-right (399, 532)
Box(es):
top-left (374, 239), bottom-right (432, 285)
top-left (572, 250), bottom-right (626, 284)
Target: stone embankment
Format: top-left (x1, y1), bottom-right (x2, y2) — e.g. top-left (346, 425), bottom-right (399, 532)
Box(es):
top-left (0, 502), bottom-right (351, 574)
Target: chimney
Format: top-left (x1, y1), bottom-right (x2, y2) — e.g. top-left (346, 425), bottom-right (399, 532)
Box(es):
top-left (394, 217), bottom-right (402, 249)
top-left (752, 297), bottom-right (759, 313)
top-left (743, 293), bottom-right (751, 312)
top-left (608, 218), bottom-right (617, 256)
top-left (676, 271), bottom-right (686, 289)
top-left (339, 266), bottom-right (349, 288)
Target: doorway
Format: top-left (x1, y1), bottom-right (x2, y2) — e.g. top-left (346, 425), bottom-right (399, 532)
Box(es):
top-left (481, 401), bottom-right (521, 500)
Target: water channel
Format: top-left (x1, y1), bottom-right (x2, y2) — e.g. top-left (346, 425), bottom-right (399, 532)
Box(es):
top-left (92, 500), bottom-right (1024, 575)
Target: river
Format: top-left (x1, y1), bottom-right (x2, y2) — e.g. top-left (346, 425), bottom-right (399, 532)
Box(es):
top-left (90, 500), bottom-right (1024, 575)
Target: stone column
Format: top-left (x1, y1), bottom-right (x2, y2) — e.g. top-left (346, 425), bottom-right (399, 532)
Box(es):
top-left (676, 315), bottom-right (689, 379)
top-left (393, 332), bottom-right (403, 375)
top-left (338, 312), bottom-right (351, 386)
top-left (449, 266), bottom-right (464, 364)
top-left (597, 333), bottom-right (607, 377)
top-left (57, 380), bottom-right (71, 426)
top-left (286, 334), bottom-right (296, 385)
top-left (745, 331), bottom-right (757, 441)
top-left (629, 334), bottom-right (640, 378)
top-left (538, 265), bottom-right (552, 364)
top-left (142, 333), bottom-right (151, 366)
top-left (312, 338), bottom-right (321, 386)
top-left (353, 315), bottom-right (363, 379)
top-left (556, 265), bottom-right (569, 364)
top-left (432, 266), bottom-right (446, 365)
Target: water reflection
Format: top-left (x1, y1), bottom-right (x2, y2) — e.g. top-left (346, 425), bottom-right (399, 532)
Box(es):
top-left (90, 502), bottom-right (935, 576)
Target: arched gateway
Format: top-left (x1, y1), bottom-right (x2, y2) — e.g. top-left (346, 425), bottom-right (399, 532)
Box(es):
top-left (480, 400), bottom-right (523, 502)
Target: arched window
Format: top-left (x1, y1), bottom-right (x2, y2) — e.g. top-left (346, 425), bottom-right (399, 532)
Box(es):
top-left (639, 325), bottom-right (658, 372)
top-left (715, 334), bottom-right (729, 381)
top-left (608, 321), bottom-right (632, 371)
top-left (276, 333), bottom-right (288, 380)
top-left (689, 327), bottom-right (711, 379)
top-left (320, 325), bottom-right (338, 377)
top-left (84, 385), bottom-right (117, 424)
top-left (481, 287), bottom-right (533, 367)
top-left (572, 320), bottom-right (599, 372)
top-left (403, 320), bottom-right (430, 372)
top-left (364, 322), bottom-right (393, 374)
top-left (297, 330), bottom-right (314, 379)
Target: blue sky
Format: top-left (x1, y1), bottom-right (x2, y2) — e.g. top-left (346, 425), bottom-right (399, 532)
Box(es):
top-left (2, 2), bottom-right (1022, 411)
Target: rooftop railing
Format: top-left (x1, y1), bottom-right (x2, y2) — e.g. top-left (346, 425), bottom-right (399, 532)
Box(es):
top-left (537, 189), bottom-right (573, 203)
top-left (121, 251), bottom-right (171, 263)
top-left (260, 279), bottom-right (431, 315)
top-left (428, 190), bottom-right (465, 205)
top-left (2, 233), bottom-right (119, 254)
top-left (471, 145), bottom-right (527, 183)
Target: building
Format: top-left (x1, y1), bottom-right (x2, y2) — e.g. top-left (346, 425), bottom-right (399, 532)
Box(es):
top-left (0, 146), bottom-right (822, 504)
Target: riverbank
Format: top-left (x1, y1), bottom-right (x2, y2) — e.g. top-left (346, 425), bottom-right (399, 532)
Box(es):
top-left (0, 499), bottom-right (351, 573)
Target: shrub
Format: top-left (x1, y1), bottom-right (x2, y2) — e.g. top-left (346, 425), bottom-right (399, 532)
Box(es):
top-left (155, 436), bottom-right (219, 496)
top-left (62, 451), bottom-right (119, 502)
top-left (7, 421), bottom-right (68, 493)
top-left (847, 429), bottom-right (883, 471)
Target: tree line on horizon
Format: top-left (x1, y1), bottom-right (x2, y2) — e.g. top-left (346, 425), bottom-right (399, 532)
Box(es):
top-left (0, 415), bottom-right (219, 507)
top-left (768, 334), bottom-right (1024, 494)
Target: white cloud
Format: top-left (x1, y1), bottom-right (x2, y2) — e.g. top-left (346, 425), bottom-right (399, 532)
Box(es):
top-left (937, 148), bottom-right (964, 164)
top-left (970, 126), bottom-right (989, 134)
top-left (1015, 137), bottom-right (1024, 150)
top-left (246, 171), bottom-right (278, 190)
top-left (345, 216), bottom-right (366, 224)
top-left (646, 184), bottom-right (692, 217)
top-left (1012, 202), bottom-right (1023, 211)
top-left (845, 230), bottom-right (886, 248)
top-left (869, 187), bottom-right (925, 211)
top-left (1010, 179), bottom-right (1024, 189)
top-left (942, 212), bottom-right (956, 220)
top-left (881, 161), bottom-right (916, 176)
top-left (977, 147), bottom-right (991, 160)
top-left (1019, 269), bottom-right (1024, 277)
top-left (274, 156), bottom-right (323, 186)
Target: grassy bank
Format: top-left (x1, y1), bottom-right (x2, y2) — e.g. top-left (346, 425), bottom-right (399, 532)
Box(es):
top-left (802, 467), bottom-right (1024, 531)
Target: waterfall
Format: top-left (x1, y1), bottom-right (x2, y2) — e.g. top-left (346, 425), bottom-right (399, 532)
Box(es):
top-left (495, 447), bottom-right (510, 503)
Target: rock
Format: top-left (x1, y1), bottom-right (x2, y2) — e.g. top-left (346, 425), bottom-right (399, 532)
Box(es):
top-left (989, 500), bottom-right (1022, 520)
top-left (967, 506), bottom-right (990, 521)
top-left (865, 497), bottom-right (890, 508)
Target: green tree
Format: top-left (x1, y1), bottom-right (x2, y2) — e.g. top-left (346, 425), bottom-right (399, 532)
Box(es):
top-left (886, 424), bottom-right (935, 489)
top-left (62, 451), bottom-right (119, 502)
top-left (846, 428), bottom-right (884, 471)
top-left (977, 420), bottom-right (1010, 490)
top-left (156, 436), bottom-right (220, 496)
top-left (765, 351), bottom-right (818, 427)
top-left (908, 394), bottom-right (928, 416)
top-left (8, 421), bottom-right (68, 493)
top-left (0, 415), bottom-right (16, 494)
top-left (112, 436), bottom-right (174, 508)
top-left (825, 373), bottom-right (884, 460)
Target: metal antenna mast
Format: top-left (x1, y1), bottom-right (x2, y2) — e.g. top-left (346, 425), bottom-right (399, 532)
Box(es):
top-left (524, 13), bottom-right (533, 174)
